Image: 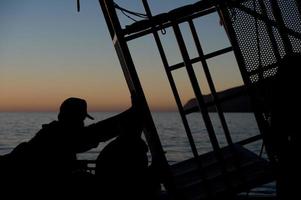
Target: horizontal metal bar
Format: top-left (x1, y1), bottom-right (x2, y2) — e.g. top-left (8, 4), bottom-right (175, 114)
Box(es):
top-left (236, 4), bottom-right (301, 40)
top-left (183, 74), bottom-right (278, 115)
top-left (183, 85), bottom-right (249, 115)
top-left (204, 46), bottom-right (233, 59)
top-left (247, 62), bottom-right (278, 77)
top-left (169, 57), bottom-right (202, 71)
top-left (169, 46), bottom-right (233, 71)
top-left (237, 134), bottom-right (262, 145)
top-left (124, 7), bottom-right (217, 41)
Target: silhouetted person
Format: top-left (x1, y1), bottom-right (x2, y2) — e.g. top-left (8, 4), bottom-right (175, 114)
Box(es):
top-left (0, 97), bottom-right (141, 194)
top-left (270, 53), bottom-right (301, 199)
top-left (95, 110), bottom-right (160, 200)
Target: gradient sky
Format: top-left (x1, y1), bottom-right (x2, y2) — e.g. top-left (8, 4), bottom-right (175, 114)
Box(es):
top-left (0, 0), bottom-right (244, 112)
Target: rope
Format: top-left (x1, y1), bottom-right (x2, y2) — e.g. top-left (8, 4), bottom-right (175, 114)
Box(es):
top-left (252, 0), bottom-right (267, 159)
top-left (114, 2), bottom-right (148, 22)
top-left (114, 2), bottom-right (166, 35)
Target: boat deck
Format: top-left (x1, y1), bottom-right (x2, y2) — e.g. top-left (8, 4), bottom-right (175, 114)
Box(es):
top-left (170, 144), bottom-right (274, 200)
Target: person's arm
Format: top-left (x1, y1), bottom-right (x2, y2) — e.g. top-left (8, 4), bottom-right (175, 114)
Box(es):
top-left (85, 107), bottom-right (136, 143)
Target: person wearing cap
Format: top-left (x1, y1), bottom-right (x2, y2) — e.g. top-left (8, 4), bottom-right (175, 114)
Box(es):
top-left (2, 97), bottom-right (142, 192)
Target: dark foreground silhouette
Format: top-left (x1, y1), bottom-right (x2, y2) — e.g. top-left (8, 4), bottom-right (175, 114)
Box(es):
top-left (0, 97), bottom-right (159, 198)
top-left (95, 124), bottom-right (160, 199)
top-left (268, 53), bottom-right (301, 199)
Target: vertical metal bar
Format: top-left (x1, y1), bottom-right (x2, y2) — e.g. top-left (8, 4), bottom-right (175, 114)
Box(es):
top-left (99, 0), bottom-right (169, 169)
top-left (270, 0), bottom-right (293, 54)
top-left (253, 0), bottom-right (264, 81)
top-left (188, 19), bottom-right (233, 145)
top-left (218, 3), bottom-right (275, 162)
top-left (141, 2), bottom-right (218, 198)
top-left (172, 23), bottom-right (221, 153)
top-left (77, 0), bottom-right (80, 12)
top-left (257, 0), bottom-right (282, 61)
top-left (296, 0), bottom-right (301, 17)
top-left (140, 1), bottom-right (199, 159)
top-left (139, 2), bottom-right (183, 199)
top-left (99, 0), bottom-right (115, 38)
top-left (189, 16), bottom-right (248, 189)
top-left (100, 1), bottom-right (181, 197)
top-left (172, 23), bottom-right (236, 194)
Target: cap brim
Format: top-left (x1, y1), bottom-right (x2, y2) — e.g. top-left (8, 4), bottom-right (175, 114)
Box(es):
top-left (86, 113), bottom-right (94, 120)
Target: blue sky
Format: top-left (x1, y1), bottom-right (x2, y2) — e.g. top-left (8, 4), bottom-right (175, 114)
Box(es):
top-left (0, 0), bottom-right (243, 112)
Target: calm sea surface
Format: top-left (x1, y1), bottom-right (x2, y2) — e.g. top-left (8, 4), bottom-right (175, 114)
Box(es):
top-left (0, 112), bottom-right (275, 195)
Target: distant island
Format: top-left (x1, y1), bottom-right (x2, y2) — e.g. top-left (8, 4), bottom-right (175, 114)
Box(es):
top-left (183, 85), bottom-right (253, 112)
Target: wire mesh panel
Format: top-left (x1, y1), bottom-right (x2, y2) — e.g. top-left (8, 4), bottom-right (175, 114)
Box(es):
top-left (225, 0), bottom-right (301, 84)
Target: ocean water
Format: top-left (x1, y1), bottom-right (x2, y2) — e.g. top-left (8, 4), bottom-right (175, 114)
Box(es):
top-left (0, 112), bottom-right (262, 159)
top-left (0, 112), bottom-right (275, 195)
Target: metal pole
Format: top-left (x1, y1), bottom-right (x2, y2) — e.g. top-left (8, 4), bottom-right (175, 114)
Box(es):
top-left (270, 0), bottom-right (294, 54)
top-left (99, 0), bottom-right (169, 169)
top-left (140, 0), bottom-right (199, 159)
top-left (296, 0), bottom-right (301, 17)
top-left (257, 0), bottom-right (282, 61)
top-left (172, 23), bottom-right (221, 153)
top-left (218, 2), bottom-right (276, 162)
top-left (188, 19), bottom-right (233, 145)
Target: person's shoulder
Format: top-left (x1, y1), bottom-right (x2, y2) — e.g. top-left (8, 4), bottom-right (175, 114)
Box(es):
top-left (42, 120), bottom-right (59, 128)
top-left (84, 121), bottom-right (102, 130)
top-left (39, 121), bottom-right (61, 133)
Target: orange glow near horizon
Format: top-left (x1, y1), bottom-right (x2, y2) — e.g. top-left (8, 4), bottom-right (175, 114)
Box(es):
top-left (0, 68), bottom-right (180, 112)
top-left (0, 91), bottom-right (179, 112)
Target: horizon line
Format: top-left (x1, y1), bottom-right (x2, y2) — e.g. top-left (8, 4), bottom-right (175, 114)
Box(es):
top-left (0, 109), bottom-right (179, 113)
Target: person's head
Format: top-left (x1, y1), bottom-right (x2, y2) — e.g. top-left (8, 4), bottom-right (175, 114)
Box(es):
top-left (58, 97), bottom-right (94, 125)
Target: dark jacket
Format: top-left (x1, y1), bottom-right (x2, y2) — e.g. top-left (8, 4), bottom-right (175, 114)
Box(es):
top-left (3, 109), bottom-right (136, 181)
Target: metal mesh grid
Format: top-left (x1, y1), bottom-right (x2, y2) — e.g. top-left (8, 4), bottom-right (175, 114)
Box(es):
top-left (278, 0), bottom-right (301, 53)
top-left (226, 0), bottom-right (301, 83)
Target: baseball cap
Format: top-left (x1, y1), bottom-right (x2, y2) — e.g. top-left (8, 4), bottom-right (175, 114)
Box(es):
top-left (59, 97), bottom-right (94, 120)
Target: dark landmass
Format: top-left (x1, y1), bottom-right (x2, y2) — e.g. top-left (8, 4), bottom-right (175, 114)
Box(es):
top-left (183, 85), bottom-right (253, 112)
